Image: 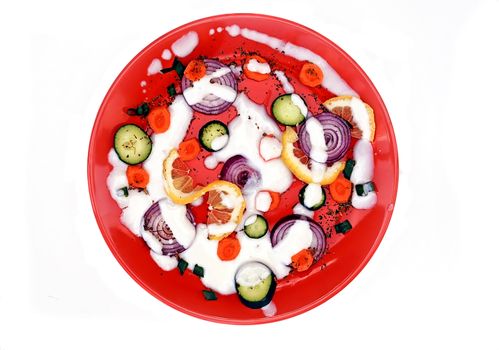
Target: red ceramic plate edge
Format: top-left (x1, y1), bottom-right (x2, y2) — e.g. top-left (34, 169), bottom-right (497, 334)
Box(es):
top-left (87, 13), bottom-right (399, 325)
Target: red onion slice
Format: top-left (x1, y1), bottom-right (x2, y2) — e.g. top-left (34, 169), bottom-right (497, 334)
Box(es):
top-left (298, 112), bottom-right (351, 164)
top-left (220, 155), bottom-right (261, 193)
top-left (271, 214), bottom-right (326, 261)
top-left (181, 59), bottom-right (238, 115)
top-left (142, 200), bottom-right (195, 256)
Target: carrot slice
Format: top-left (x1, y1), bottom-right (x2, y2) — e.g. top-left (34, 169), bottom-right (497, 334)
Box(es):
top-left (178, 138), bottom-right (201, 161)
top-left (267, 191), bottom-right (281, 211)
top-left (299, 62), bottom-right (324, 87)
top-left (329, 176), bottom-right (352, 203)
top-left (184, 60), bottom-right (206, 81)
top-left (243, 55), bottom-right (270, 81)
top-left (147, 107), bottom-right (171, 133)
top-left (217, 234), bottom-right (241, 261)
top-left (126, 166), bottom-right (149, 188)
top-left (291, 249), bottom-right (314, 272)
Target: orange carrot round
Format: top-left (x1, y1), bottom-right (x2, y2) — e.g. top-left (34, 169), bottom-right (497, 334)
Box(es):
top-left (329, 177), bottom-right (352, 203)
top-left (178, 138), bottom-right (201, 161)
top-left (147, 107), bottom-right (171, 133)
top-left (299, 62), bottom-right (324, 87)
top-left (291, 249), bottom-right (314, 272)
top-left (184, 60), bottom-right (206, 81)
top-left (267, 191), bottom-right (281, 211)
top-left (217, 234), bottom-right (241, 261)
top-left (126, 166), bottom-right (149, 188)
top-left (243, 55), bottom-right (270, 81)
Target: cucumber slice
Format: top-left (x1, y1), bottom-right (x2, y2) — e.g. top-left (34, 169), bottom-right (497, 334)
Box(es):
top-left (271, 94), bottom-right (307, 126)
top-left (114, 124), bottom-right (152, 165)
top-left (198, 120), bottom-right (229, 151)
top-left (298, 184), bottom-right (326, 211)
top-left (243, 215), bottom-right (268, 239)
top-left (235, 262), bottom-right (276, 309)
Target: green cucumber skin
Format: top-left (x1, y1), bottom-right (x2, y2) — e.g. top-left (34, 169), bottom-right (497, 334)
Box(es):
top-left (198, 121), bottom-right (229, 152)
top-left (236, 274), bottom-right (276, 309)
top-left (271, 94), bottom-right (306, 126)
top-left (114, 124), bottom-right (152, 165)
top-left (298, 185), bottom-right (326, 211)
top-left (244, 215), bottom-right (268, 239)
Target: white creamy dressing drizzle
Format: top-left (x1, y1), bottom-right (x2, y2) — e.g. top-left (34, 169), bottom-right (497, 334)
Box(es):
top-left (147, 58), bottom-right (162, 76)
top-left (182, 67), bottom-right (237, 105)
top-left (171, 31), bottom-right (199, 57)
top-left (304, 117), bottom-right (328, 184)
top-left (209, 28), bottom-right (215, 35)
top-left (350, 139), bottom-right (377, 209)
top-left (259, 135), bottom-right (282, 161)
top-left (274, 70), bottom-right (294, 93)
top-left (150, 251), bottom-right (178, 271)
top-left (225, 25), bottom-right (357, 96)
top-left (246, 58), bottom-right (271, 74)
top-left (262, 302), bottom-right (277, 317)
top-left (204, 93), bottom-right (293, 215)
top-left (291, 94), bottom-right (308, 117)
top-left (190, 196), bottom-right (203, 207)
top-left (255, 191), bottom-right (272, 212)
top-left (143, 97), bottom-right (193, 201)
top-left (161, 49), bottom-right (172, 60)
top-left (273, 220), bottom-right (313, 265)
top-left (210, 134), bottom-right (229, 151)
top-left (244, 214), bottom-right (258, 226)
top-left (216, 27), bottom-right (223, 33)
top-left (292, 203), bottom-right (314, 218)
top-left (140, 80), bottom-right (147, 87)
top-left (303, 183), bottom-right (323, 208)
top-left (158, 199), bottom-right (195, 248)
top-left (180, 225), bottom-right (291, 295)
top-left (235, 262), bottom-right (271, 286)
top-left (229, 64), bottom-right (243, 77)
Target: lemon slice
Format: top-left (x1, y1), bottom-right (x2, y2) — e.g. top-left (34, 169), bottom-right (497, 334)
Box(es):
top-left (323, 95), bottom-right (376, 142)
top-left (281, 127), bottom-right (345, 185)
top-left (163, 149), bottom-right (245, 240)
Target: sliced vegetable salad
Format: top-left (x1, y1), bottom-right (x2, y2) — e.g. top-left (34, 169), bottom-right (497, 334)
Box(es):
top-left (107, 25), bottom-right (377, 315)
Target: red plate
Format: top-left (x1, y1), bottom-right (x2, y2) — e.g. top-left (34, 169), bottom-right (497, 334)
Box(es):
top-left (87, 13), bottom-right (398, 324)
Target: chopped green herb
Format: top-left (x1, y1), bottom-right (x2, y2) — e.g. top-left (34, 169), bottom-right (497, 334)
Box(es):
top-left (355, 182), bottom-right (376, 196)
top-left (202, 290), bottom-right (217, 301)
top-left (135, 103), bottom-right (150, 116)
top-left (335, 220), bottom-right (352, 234)
top-left (167, 84), bottom-right (176, 97)
top-left (193, 264), bottom-right (204, 278)
top-left (177, 258), bottom-right (188, 275)
top-left (160, 57), bottom-right (185, 78)
top-left (343, 159), bottom-right (356, 180)
top-left (117, 186), bottom-right (129, 197)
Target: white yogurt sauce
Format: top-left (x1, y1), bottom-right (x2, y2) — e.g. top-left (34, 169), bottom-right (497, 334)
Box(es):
top-left (143, 96), bottom-right (193, 201)
top-left (350, 139), bottom-right (377, 209)
top-left (255, 191), bottom-right (272, 212)
top-left (190, 196), bottom-right (203, 207)
top-left (229, 64), bottom-right (243, 77)
top-left (150, 251), bottom-right (178, 271)
top-left (259, 135), bottom-right (282, 161)
top-left (182, 67), bottom-right (237, 105)
top-left (303, 183), bottom-right (323, 208)
top-left (291, 94), bottom-right (308, 117)
top-left (141, 229), bottom-right (163, 254)
top-left (211, 134), bottom-right (229, 151)
top-left (246, 58), bottom-right (271, 74)
top-left (273, 220), bottom-right (313, 265)
top-left (204, 93), bottom-right (292, 195)
top-left (147, 58), bottom-right (162, 76)
top-left (140, 80), bottom-right (147, 87)
top-left (216, 27), bottom-right (223, 33)
top-left (244, 214), bottom-right (258, 226)
top-left (180, 225), bottom-right (291, 295)
top-left (225, 25), bottom-right (358, 96)
top-left (161, 49), bottom-right (172, 60)
top-left (171, 31), bottom-right (199, 57)
top-left (262, 302), bottom-right (277, 317)
top-left (274, 70), bottom-right (294, 93)
top-left (305, 117), bottom-right (328, 163)
top-left (107, 150), bottom-right (153, 236)
top-left (209, 28), bottom-right (215, 35)
top-left (158, 199), bottom-right (195, 248)
top-left (235, 262), bottom-right (271, 286)
top-left (293, 203), bottom-right (314, 218)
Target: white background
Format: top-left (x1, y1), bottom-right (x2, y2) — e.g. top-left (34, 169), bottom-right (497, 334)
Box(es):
top-left (1, 0), bottom-right (498, 348)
